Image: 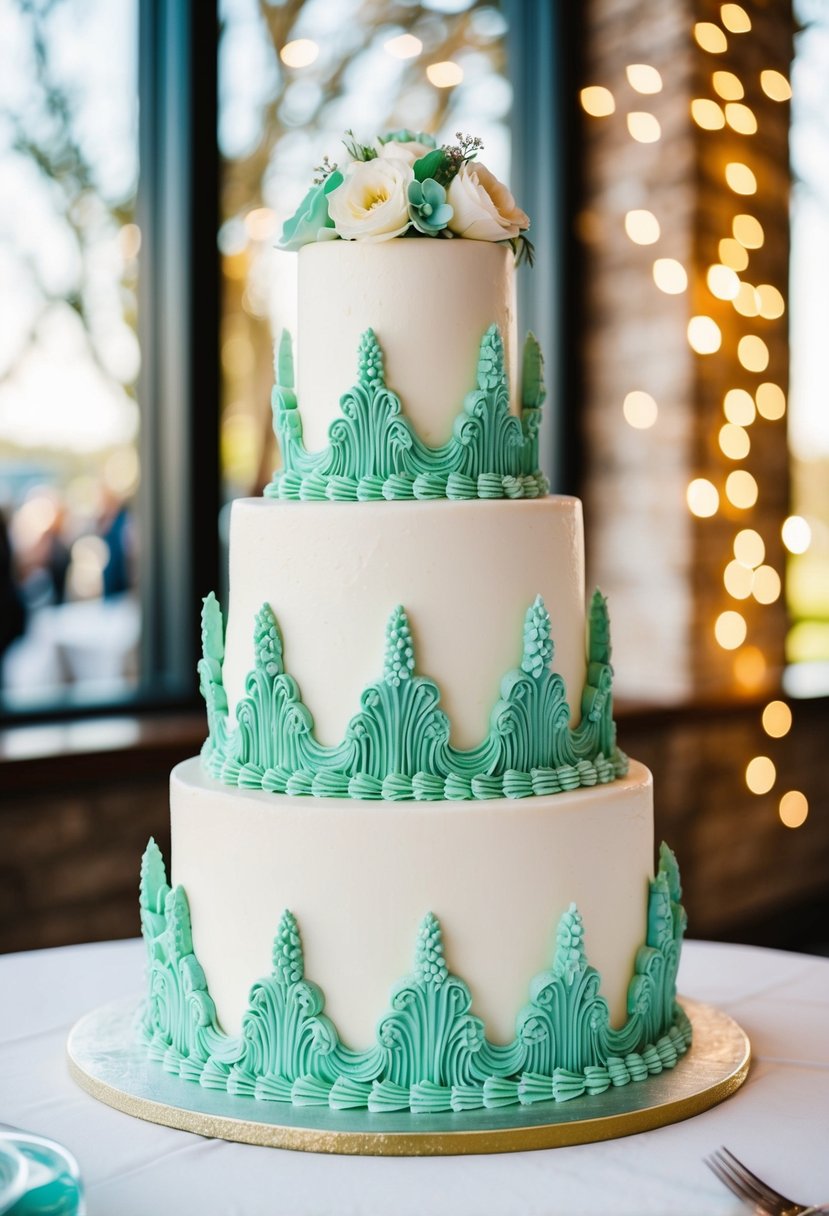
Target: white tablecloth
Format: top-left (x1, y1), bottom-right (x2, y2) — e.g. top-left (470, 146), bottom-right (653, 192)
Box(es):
top-left (1, 939), bottom-right (827, 1216)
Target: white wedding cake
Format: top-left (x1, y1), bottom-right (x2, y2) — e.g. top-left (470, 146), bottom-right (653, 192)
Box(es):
top-left (137, 130), bottom-right (689, 1118)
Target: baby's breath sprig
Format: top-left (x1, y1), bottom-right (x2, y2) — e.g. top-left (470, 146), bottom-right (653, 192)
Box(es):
top-left (342, 129), bottom-right (377, 162)
top-left (312, 155), bottom-right (338, 185)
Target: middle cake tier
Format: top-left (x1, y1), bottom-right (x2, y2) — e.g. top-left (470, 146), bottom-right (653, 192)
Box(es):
top-left (221, 496), bottom-right (587, 751)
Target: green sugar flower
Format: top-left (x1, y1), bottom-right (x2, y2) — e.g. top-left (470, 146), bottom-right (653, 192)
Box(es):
top-left (277, 169), bottom-right (344, 250)
top-left (407, 178), bottom-right (453, 236)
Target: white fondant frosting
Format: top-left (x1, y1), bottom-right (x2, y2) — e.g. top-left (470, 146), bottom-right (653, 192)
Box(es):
top-left (221, 496), bottom-right (586, 750)
top-left (171, 757), bottom-right (655, 1047)
top-left (296, 239), bottom-right (519, 451)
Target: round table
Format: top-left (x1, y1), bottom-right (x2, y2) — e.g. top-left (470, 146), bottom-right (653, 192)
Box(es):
top-left (1, 939), bottom-right (827, 1215)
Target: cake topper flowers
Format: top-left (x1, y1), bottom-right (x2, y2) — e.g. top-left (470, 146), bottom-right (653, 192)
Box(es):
top-left (278, 130), bottom-right (534, 265)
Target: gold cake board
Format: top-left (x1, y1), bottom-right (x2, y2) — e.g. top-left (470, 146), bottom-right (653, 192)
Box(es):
top-left (67, 997), bottom-right (749, 1156)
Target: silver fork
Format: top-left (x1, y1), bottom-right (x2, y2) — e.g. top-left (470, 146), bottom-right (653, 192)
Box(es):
top-left (706, 1146), bottom-right (828, 1216)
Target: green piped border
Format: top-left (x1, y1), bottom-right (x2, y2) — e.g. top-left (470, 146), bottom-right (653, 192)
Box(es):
top-left (139, 840), bottom-right (689, 1114)
top-left (265, 326), bottom-right (547, 501)
top-left (198, 591), bottom-right (626, 801)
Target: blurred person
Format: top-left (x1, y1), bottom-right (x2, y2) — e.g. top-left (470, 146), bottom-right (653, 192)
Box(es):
top-left (98, 487), bottom-right (135, 598)
top-left (0, 508), bottom-right (26, 683)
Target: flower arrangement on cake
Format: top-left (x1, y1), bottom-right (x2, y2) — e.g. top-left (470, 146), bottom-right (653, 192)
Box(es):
top-left (279, 129), bottom-right (535, 265)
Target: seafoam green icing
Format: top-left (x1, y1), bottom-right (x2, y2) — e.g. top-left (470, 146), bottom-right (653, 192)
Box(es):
top-left (139, 840), bottom-right (690, 1113)
top-left (265, 326), bottom-right (548, 501)
top-left (199, 590), bottom-right (626, 801)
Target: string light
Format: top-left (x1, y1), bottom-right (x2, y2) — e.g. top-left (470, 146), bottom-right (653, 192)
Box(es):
top-left (427, 61), bottom-right (464, 87)
top-left (779, 791), bottom-right (808, 828)
top-left (725, 102), bottom-right (758, 134)
top-left (653, 258), bottom-right (688, 293)
top-left (721, 4), bottom-right (751, 33)
top-left (737, 334), bottom-right (769, 371)
top-left (752, 565), bottom-right (781, 604)
top-left (719, 423), bottom-right (750, 459)
top-left (716, 610), bottom-right (747, 649)
top-left (725, 469), bottom-right (758, 508)
top-left (626, 64), bottom-right (663, 93)
top-left (733, 214), bottom-right (764, 248)
top-left (762, 701), bottom-right (792, 737)
top-left (695, 22), bottom-right (728, 53)
top-left (756, 284), bottom-right (785, 319)
top-left (624, 209), bottom-right (660, 244)
top-left (580, 86), bottom-right (615, 116)
top-left (719, 237), bottom-right (749, 270)
top-left (755, 382), bottom-right (786, 420)
top-left (627, 112), bottom-right (661, 142)
top-left (760, 70), bottom-right (792, 102)
top-left (725, 162), bottom-right (757, 194)
top-left (732, 282), bottom-right (761, 317)
top-left (781, 515), bottom-right (811, 554)
top-left (687, 316), bottom-right (722, 353)
top-left (733, 528), bottom-right (764, 568)
top-left (687, 478), bottom-right (719, 517)
top-left (708, 264), bottom-right (741, 299)
top-left (280, 39), bottom-right (319, 67)
top-left (692, 98), bottom-right (725, 129)
top-left (712, 70), bottom-right (744, 99)
top-left (623, 391), bottom-right (658, 429)
top-left (746, 755), bottom-right (776, 793)
top-left (723, 559), bottom-right (754, 598)
top-left (723, 388), bottom-right (755, 425)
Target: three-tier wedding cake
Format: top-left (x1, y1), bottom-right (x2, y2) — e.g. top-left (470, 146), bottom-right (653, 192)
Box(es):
top-left (137, 130), bottom-right (689, 1118)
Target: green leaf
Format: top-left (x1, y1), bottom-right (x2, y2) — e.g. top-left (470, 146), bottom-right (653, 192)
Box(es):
top-left (413, 148), bottom-right (448, 183)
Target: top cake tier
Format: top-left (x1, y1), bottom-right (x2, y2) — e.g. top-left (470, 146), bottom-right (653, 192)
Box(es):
top-left (296, 240), bottom-right (518, 452)
top-left (267, 241), bottom-right (546, 502)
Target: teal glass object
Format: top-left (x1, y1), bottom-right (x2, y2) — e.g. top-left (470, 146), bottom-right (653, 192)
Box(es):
top-left (138, 841), bottom-right (689, 1114)
top-left (0, 1133), bottom-right (84, 1216)
top-left (266, 326), bottom-right (548, 501)
top-left (0, 1142), bottom-right (27, 1216)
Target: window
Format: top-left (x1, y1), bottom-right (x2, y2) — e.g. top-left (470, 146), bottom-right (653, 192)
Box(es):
top-left (0, 0), bottom-right (141, 711)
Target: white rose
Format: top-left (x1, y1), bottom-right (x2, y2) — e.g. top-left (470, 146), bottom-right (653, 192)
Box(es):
top-left (447, 162), bottom-right (530, 242)
top-left (327, 158), bottom-right (412, 242)
top-left (377, 139), bottom-right (434, 167)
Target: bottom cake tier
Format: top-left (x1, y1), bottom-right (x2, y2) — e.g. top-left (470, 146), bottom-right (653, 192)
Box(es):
top-left (137, 758), bottom-right (690, 1115)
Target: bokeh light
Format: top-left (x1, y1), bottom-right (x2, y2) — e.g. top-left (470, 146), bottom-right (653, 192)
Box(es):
top-left (627, 112), bottom-right (661, 142)
top-left (779, 791), bottom-right (808, 828)
top-left (738, 335), bottom-right (769, 372)
top-left (724, 559), bottom-right (754, 599)
top-left (719, 237), bottom-right (749, 270)
top-left (782, 515), bottom-right (812, 554)
top-left (725, 103), bottom-right (757, 134)
top-left (384, 33), bottom-right (423, 59)
top-left (756, 284), bottom-right (785, 319)
top-left (626, 64), bottom-right (663, 93)
top-left (708, 264), bottom-right (740, 299)
top-left (653, 258), bottom-right (688, 293)
top-left (580, 86), bottom-right (615, 116)
top-left (725, 162), bottom-right (757, 194)
top-left (752, 565), bottom-right (781, 604)
top-left (733, 214), bottom-right (764, 248)
top-left (687, 478), bottom-right (719, 517)
top-left (760, 70), bottom-right (792, 101)
top-left (280, 39), bottom-right (319, 68)
top-left (719, 423), bottom-right (750, 459)
top-left (715, 610), bottom-right (747, 650)
top-left (687, 316), bottom-right (722, 354)
top-left (726, 470), bottom-right (759, 509)
top-left (755, 382), bottom-right (786, 420)
top-left (692, 98), bottom-right (725, 129)
top-left (763, 701), bottom-right (792, 738)
top-left (712, 70), bottom-right (744, 100)
top-left (624, 209), bottom-right (660, 244)
top-left (427, 60), bottom-right (464, 87)
top-left (746, 755), bottom-right (776, 793)
top-left (695, 22), bottom-right (728, 53)
top-left (724, 388), bottom-right (756, 425)
top-left (721, 4), bottom-right (751, 33)
top-left (733, 528), bottom-right (764, 568)
top-left (623, 390), bottom-right (658, 429)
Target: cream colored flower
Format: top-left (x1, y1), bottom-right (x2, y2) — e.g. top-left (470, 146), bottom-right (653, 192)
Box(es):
top-left (327, 159), bottom-right (412, 242)
top-left (377, 138), bottom-right (434, 167)
top-left (447, 162), bottom-right (530, 242)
